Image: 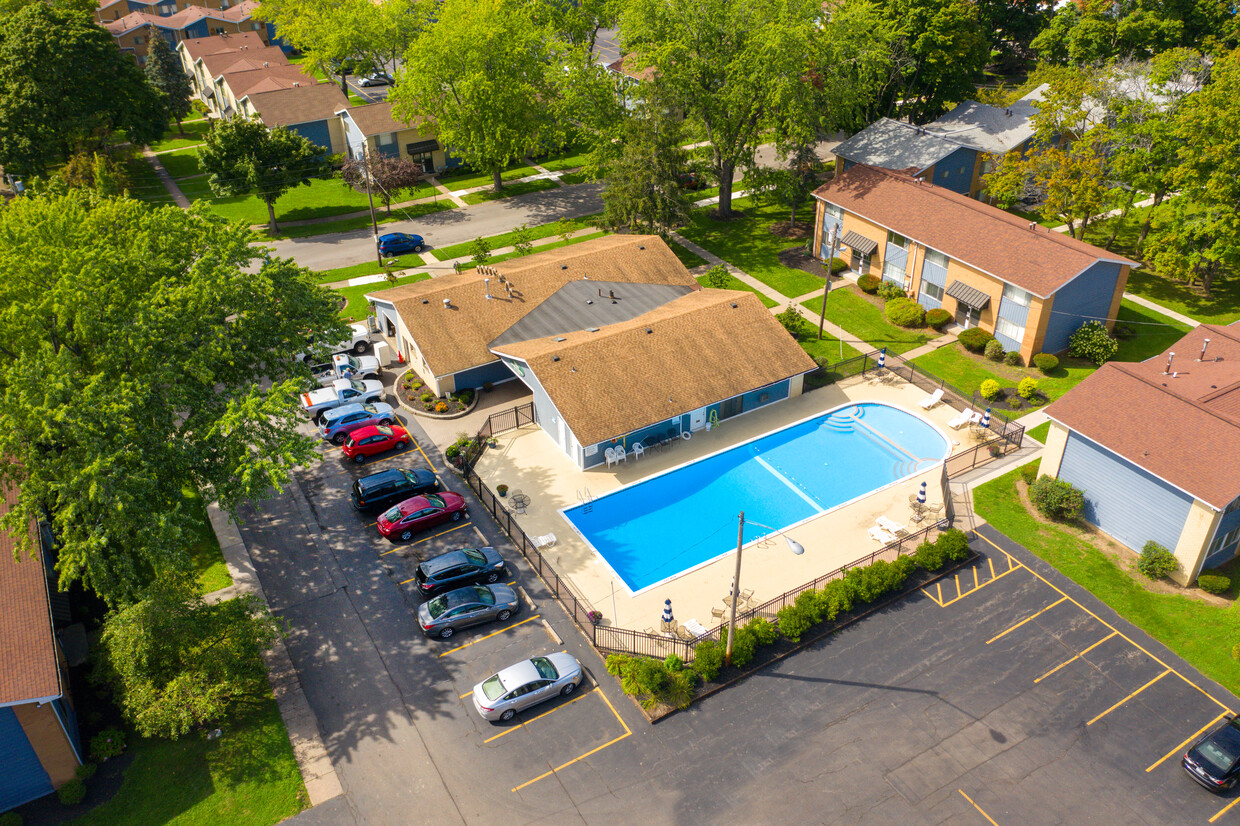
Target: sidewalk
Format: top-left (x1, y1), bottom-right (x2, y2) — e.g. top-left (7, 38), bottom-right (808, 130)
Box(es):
top-left (1049, 194), bottom-right (1157, 234)
top-left (1123, 292), bottom-right (1199, 328)
top-left (142, 147), bottom-right (190, 208)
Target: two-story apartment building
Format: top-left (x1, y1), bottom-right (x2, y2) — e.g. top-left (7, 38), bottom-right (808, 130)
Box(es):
top-left (336, 102), bottom-right (455, 175)
top-left (105, 0), bottom-right (274, 63)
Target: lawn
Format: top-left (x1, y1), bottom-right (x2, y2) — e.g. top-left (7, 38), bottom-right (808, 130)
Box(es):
top-left (1025, 421), bottom-right (1051, 444)
top-left (150, 119), bottom-right (213, 153)
top-left (801, 287), bottom-right (934, 355)
top-left (159, 147), bottom-right (203, 181)
top-left (432, 215), bottom-right (602, 261)
top-left (558, 171), bottom-right (592, 185)
top-left (260, 200), bottom-right (455, 240)
top-left (438, 163), bottom-right (540, 192)
top-left (677, 199), bottom-right (828, 298)
top-left (1004, 205), bottom-right (1062, 229)
top-left (1112, 298), bottom-right (1193, 362)
top-left (334, 272), bottom-right (431, 319)
top-left (461, 177), bottom-right (559, 205)
top-left (537, 145), bottom-right (591, 172)
top-left (484, 230), bottom-right (610, 266)
top-left (974, 464), bottom-right (1240, 700)
top-left (125, 158), bottom-right (176, 205)
top-left (70, 697), bottom-right (306, 826)
top-left (798, 332), bottom-right (863, 366)
top-left (181, 487), bottom-right (231, 594)
top-left (671, 241), bottom-right (708, 269)
top-left (1123, 269), bottom-right (1240, 326)
top-left (309, 254), bottom-right (425, 285)
top-left (180, 176), bottom-right (375, 227)
top-left (696, 270), bottom-right (778, 308)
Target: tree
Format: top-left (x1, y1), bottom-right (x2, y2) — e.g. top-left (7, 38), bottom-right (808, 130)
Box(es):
top-left (746, 144), bottom-right (821, 227)
top-left (145, 37), bottom-right (192, 136)
top-left (339, 152), bottom-right (425, 215)
top-left (532, 0), bottom-right (618, 60)
top-left (0, 4), bottom-right (166, 176)
top-left (1032, 0), bottom-right (1231, 65)
top-left (59, 150), bottom-right (131, 196)
top-left (602, 107), bottom-right (692, 235)
top-left (806, 0), bottom-right (901, 135)
top-left (877, 0), bottom-right (989, 124)
top-left (0, 192), bottom-right (344, 604)
top-left (94, 574), bottom-right (281, 738)
top-left (391, 0), bottom-right (556, 192)
top-left (198, 117), bottom-right (333, 233)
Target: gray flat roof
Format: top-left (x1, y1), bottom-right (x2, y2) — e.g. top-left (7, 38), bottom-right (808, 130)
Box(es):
top-left (488, 280), bottom-right (696, 348)
top-left (833, 118), bottom-right (959, 173)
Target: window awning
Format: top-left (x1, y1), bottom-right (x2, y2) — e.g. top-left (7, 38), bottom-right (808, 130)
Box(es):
top-left (840, 230), bottom-right (878, 256)
top-left (405, 140), bottom-right (440, 155)
top-left (945, 280), bottom-right (991, 310)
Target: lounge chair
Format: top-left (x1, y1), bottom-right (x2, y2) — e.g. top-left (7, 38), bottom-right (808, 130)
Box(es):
top-left (869, 526), bottom-right (898, 544)
top-left (684, 618), bottom-right (711, 639)
top-left (876, 515), bottom-right (909, 536)
top-left (531, 533), bottom-right (556, 549)
top-left (968, 410), bottom-right (984, 425)
top-left (947, 408), bottom-right (972, 429)
top-left (632, 442), bottom-right (645, 460)
top-left (919, 388), bottom-right (944, 409)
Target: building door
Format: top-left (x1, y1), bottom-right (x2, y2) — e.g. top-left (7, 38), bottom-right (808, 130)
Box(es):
top-left (689, 407), bottom-right (707, 431)
top-left (954, 306), bottom-right (974, 328)
top-left (849, 249), bottom-right (871, 274)
top-left (720, 396), bottom-right (743, 420)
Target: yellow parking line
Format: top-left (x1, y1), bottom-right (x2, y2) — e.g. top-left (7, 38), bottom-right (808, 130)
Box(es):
top-left (459, 690), bottom-right (473, 699)
top-left (437, 615), bottom-right (540, 658)
top-left (958, 789), bottom-right (999, 825)
top-left (938, 562), bottom-right (1024, 608)
top-left (1087, 669), bottom-right (1171, 726)
top-left (1212, 794), bottom-right (1240, 823)
top-left (988, 556), bottom-right (996, 579)
top-left (1035, 632), bottom-right (1118, 683)
top-left (387, 521), bottom-right (475, 557)
top-left (937, 581), bottom-right (943, 604)
top-left (413, 439), bottom-right (438, 471)
top-left (955, 574), bottom-right (962, 599)
top-left (509, 684), bottom-right (634, 793)
top-left (1147, 711), bottom-right (1228, 773)
top-left (973, 566), bottom-right (979, 589)
top-left (483, 688), bottom-right (594, 743)
top-left (986, 597), bottom-right (1068, 645)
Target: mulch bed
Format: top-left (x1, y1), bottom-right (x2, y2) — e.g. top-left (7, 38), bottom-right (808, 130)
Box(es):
top-left (397, 372), bottom-right (473, 415)
top-left (768, 220), bottom-right (814, 240)
top-left (776, 245), bottom-right (844, 282)
top-left (985, 385), bottom-right (1050, 413)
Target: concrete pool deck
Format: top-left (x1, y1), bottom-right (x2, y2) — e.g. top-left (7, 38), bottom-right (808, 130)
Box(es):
top-left (473, 375), bottom-right (989, 632)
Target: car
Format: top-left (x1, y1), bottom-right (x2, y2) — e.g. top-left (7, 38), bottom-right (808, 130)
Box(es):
top-left (359, 72), bottom-right (393, 87)
top-left (341, 424), bottom-right (411, 464)
top-left (351, 467), bottom-right (439, 513)
top-left (472, 653), bottom-right (584, 722)
top-left (677, 170), bottom-right (707, 191)
top-left (377, 492), bottom-right (467, 541)
top-left (377, 232), bottom-right (424, 256)
top-left (301, 378), bottom-right (384, 421)
top-left (318, 402), bottom-right (396, 445)
top-left (417, 584), bottom-right (519, 639)
top-left (411, 546), bottom-right (506, 596)
top-left (1184, 716), bottom-right (1240, 791)
top-left (312, 353), bottom-right (381, 385)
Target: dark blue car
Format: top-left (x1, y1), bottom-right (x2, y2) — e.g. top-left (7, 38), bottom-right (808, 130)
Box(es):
top-left (378, 232), bottom-right (425, 255)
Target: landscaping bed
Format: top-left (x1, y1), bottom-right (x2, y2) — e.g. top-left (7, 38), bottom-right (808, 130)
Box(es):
top-left (396, 370), bottom-right (476, 417)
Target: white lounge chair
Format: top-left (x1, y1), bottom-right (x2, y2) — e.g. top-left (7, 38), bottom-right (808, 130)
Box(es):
top-left (876, 516), bottom-right (909, 537)
top-left (947, 408), bottom-right (972, 429)
top-left (531, 533), bottom-right (557, 549)
top-left (614, 444), bottom-right (628, 463)
top-left (604, 446), bottom-right (617, 468)
top-left (684, 618), bottom-right (711, 639)
top-left (919, 388), bottom-right (944, 409)
top-left (869, 526), bottom-right (898, 544)
top-left (632, 442), bottom-right (645, 460)
top-left (968, 410), bottom-right (984, 425)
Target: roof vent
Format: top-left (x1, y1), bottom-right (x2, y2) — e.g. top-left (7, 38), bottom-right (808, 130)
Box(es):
top-left (587, 327), bottom-right (599, 332)
top-left (1164, 351), bottom-right (1175, 374)
top-left (645, 328), bottom-right (653, 334)
top-left (422, 299), bottom-right (428, 304)
top-left (1199, 338), bottom-right (1211, 361)
top-left (638, 245), bottom-right (645, 250)
top-left (553, 336), bottom-right (566, 342)
top-left (553, 356), bottom-right (560, 362)
top-left (731, 302), bottom-right (738, 308)
top-left (561, 264), bottom-right (568, 270)
top-left (484, 277), bottom-right (491, 300)
top-left (1028, 222), bottom-right (1035, 230)
top-left (586, 299), bottom-right (593, 305)
top-left (443, 298), bottom-right (450, 308)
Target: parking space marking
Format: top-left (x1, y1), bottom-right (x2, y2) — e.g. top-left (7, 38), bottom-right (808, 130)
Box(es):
top-left (412, 440), bottom-right (438, 471)
top-left (925, 551), bottom-right (1024, 608)
top-left (1035, 632), bottom-right (1118, 683)
top-left (511, 682), bottom-right (633, 793)
top-left (436, 615), bottom-right (541, 658)
top-left (958, 789), bottom-right (1000, 825)
top-left (389, 522), bottom-right (475, 559)
top-left (482, 687), bottom-right (595, 743)
top-left (459, 690), bottom-right (473, 699)
top-left (1087, 669), bottom-right (1171, 726)
top-left (1148, 711), bottom-right (1229, 773)
top-left (986, 596), bottom-right (1068, 645)
top-left (1211, 794), bottom-right (1240, 823)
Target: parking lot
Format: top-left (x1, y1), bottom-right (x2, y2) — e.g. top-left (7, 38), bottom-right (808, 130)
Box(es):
top-left (238, 390), bottom-right (1240, 825)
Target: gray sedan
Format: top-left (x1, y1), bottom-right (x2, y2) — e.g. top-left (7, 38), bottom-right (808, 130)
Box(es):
top-left (417, 584), bottom-right (519, 639)
top-left (471, 652), bottom-right (584, 722)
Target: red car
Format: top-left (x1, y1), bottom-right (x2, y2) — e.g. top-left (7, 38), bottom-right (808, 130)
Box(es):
top-left (377, 492), bottom-right (467, 541)
top-left (341, 424), bottom-right (410, 464)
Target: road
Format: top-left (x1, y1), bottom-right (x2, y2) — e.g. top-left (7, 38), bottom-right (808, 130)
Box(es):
top-left (265, 182), bottom-right (604, 272)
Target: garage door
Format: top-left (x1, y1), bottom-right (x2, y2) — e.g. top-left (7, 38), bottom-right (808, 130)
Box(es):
top-left (0, 706), bottom-right (53, 811)
top-left (1058, 431), bottom-right (1194, 553)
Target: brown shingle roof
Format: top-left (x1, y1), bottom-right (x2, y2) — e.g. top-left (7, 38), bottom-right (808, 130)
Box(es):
top-left (494, 291), bottom-right (817, 446)
top-left (337, 102), bottom-right (426, 137)
top-left (814, 165), bottom-right (1139, 297)
top-left (200, 45), bottom-right (288, 78)
top-left (1048, 324), bottom-right (1240, 509)
top-left (179, 30), bottom-right (266, 60)
top-left (243, 82), bottom-right (350, 127)
top-left (369, 235), bottom-right (700, 378)
top-left (0, 485), bottom-right (61, 706)
top-left (222, 63), bottom-right (315, 97)
top-left (105, 11), bottom-right (157, 35)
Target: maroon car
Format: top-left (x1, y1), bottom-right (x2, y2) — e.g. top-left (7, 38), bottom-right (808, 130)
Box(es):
top-left (376, 492), bottom-right (467, 541)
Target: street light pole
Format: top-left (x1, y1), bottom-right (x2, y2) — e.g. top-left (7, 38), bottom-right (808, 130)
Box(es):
top-left (724, 512), bottom-right (805, 666)
top-left (361, 141), bottom-right (383, 270)
top-left (818, 224), bottom-right (839, 341)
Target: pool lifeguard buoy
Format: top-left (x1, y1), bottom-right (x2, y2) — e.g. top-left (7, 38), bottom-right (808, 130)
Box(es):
top-left (681, 431), bottom-right (692, 440)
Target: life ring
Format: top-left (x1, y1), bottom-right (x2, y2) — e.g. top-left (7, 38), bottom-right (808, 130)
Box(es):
top-left (681, 431), bottom-right (692, 441)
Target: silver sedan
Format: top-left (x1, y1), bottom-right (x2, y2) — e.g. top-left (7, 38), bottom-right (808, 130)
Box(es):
top-left (417, 584), bottom-right (519, 639)
top-left (471, 652), bottom-right (584, 722)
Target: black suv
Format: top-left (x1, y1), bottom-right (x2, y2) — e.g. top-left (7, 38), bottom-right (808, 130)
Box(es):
top-left (1184, 715), bottom-right (1240, 791)
top-left (414, 547), bottom-right (507, 597)
top-left (351, 468), bottom-right (439, 513)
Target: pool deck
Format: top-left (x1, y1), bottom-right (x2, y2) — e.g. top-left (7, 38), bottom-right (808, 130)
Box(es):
top-left (473, 375), bottom-right (982, 633)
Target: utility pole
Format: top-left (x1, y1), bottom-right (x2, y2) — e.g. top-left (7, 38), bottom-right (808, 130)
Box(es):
top-left (361, 141), bottom-right (383, 269)
top-left (818, 223), bottom-right (839, 341)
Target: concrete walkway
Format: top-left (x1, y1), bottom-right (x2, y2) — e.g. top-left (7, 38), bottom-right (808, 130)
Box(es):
top-left (141, 147), bottom-right (191, 208)
top-left (1123, 292), bottom-right (1200, 328)
top-left (1049, 194), bottom-right (1158, 234)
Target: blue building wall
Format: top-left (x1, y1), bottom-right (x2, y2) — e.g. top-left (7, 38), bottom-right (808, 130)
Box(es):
top-left (452, 359), bottom-right (513, 391)
top-left (916, 252), bottom-right (948, 311)
top-left (376, 142), bottom-right (399, 158)
top-left (182, 19), bottom-right (208, 39)
top-left (882, 242), bottom-right (908, 285)
top-left (0, 706), bottom-right (54, 811)
top-left (1041, 261), bottom-right (1124, 355)
top-left (1057, 431), bottom-right (1195, 554)
top-left (267, 24), bottom-right (293, 51)
top-left (1203, 504), bottom-right (1240, 569)
top-left (287, 121), bottom-right (331, 154)
top-left (993, 297), bottom-right (1031, 352)
top-left (930, 147), bottom-right (976, 195)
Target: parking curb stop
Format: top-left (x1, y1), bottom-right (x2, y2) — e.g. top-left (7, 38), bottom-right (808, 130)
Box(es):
top-left (518, 586), bottom-right (537, 611)
top-left (541, 619), bottom-right (562, 645)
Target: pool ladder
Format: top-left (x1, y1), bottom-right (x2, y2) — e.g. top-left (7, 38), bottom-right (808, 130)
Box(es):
top-left (577, 487), bottom-right (593, 514)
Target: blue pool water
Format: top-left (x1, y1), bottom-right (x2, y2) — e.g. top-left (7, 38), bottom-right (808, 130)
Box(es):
top-left (562, 402), bottom-right (950, 593)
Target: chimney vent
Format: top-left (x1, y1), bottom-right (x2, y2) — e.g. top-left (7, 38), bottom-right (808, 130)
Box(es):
top-left (1200, 338), bottom-right (1211, 361)
top-left (553, 356), bottom-right (560, 362)
top-left (421, 299), bottom-right (428, 304)
top-left (484, 278), bottom-right (491, 300)
top-left (587, 327), bottom-right (599, 332)
top-left (1028, 222), bottom-right (1035, 230)
top-left (1165, 352), bottom-right (1175, 374)
top-left (645, 328), bottom-right (653, 334)
top-left (561, 264), bottom-right (568, 270)
top-left (443, 298), bottom-right (450, 308)
top-left (552, 336), bottom-right (566, 342)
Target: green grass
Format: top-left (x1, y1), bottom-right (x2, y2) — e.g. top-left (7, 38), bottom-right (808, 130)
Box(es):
top-left (974, 464), bottom-right (1240, 700)
top-left (70, 697), bottom-right (306, 826)
top-left (1025, 421), bottom-right (1051, 444)
top-left (537, 145), bottom-right (591, 172)
top-left (181, 487), bottom-right (231, 594)
top-left (309, 254), bottom-right (425, 285)
top-left (671, 241), bottom-right (708, 269)
top-left (438, 163), bottom-right (540, 192)
top-left (559, 171), bottom-right (592, 185)
top-left (181, 175), bottom-right (374, 226)
top-left (125, 158), bottom-right (176, 205)
top-left (461, 177), bottom-right (560, 205)
top-left (485, 231), bottom-right (610, 265)
top-left (159, 147), bottom-right (203, 180)
top-left (150, 119), bottom-right (213, 153)
top-left (801, 288), bottom-right (934, 355)
top-left (286, 54), bottom-right (328, 82)
top-left (696, 270), bottom-right (778, 308)
top-left (1123, 269), bottom-right (1240, 326)
top-left (678, 199), bottom-right (826, 298)
top-left (1004, 205), bottom-right (1062, 229)
top-left (799, 332), bottom-right (863, 367)
top-left (335, 272), bottom-right (431, 319)
top-left (432, 216), bottom-right (602, 261)
top-left (261, 200), bottom-right (455, 240)
top-left (1113, 298), bottom-right (1193, 362)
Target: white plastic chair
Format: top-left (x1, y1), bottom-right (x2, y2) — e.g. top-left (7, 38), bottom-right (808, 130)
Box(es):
top-left (613, 444), bottom-right (628, 463)
top-left (632, 442), bottom-right (645, 460)
top-left (604, 446), bottom-right (617, 468)
top-left (877, 515), bottom-right (909, 536)
top-left (869, 526), bottom-right (898, 544)
top-left (919, 388), bottom-right (944, 409)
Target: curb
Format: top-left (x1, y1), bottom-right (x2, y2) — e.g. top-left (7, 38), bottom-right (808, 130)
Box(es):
top-left (391, 367), bottom-right (480, 420)
top-left (205, 502), bottom-right (344, 807)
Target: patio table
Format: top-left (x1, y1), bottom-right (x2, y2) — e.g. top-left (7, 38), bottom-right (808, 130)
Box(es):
top-left (509, 492), bottom-right (530, 514)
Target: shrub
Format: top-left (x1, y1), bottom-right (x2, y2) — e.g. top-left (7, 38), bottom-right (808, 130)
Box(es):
top-left (0, 813), bottom-right (23, 826)
top-left (980, 379), bottom-right (1002, 400)
top-left (445, 444), bottom-right (460, 459)
top-left (1032, 353), bottom-right (1059, 373)
top-left (885, 297), bottom-right (925, 328)
top-left (1029, 476), bottom-right (1085, 521)
top-left (936, 528), bottom-right (970, 562)
top-left (1198, 573), bottom-right (1231, 594)
top-left (1018, 377), bottom-right (1039, 399)
top-left (730, 624), bottom-right (758, 667)
top-left (876, 280), bottom-right (905, 300)
top-left (1068, 320), bottom-right (1118, 365)
top-left (857, 274), bottom-right (880, 294)
top-left (1137, 542), bottom-right (1178, 580)
top-left (75, 762), bottom-right (97, 780)
top-left (744, 616), bottom-right (779, 646)
top-left (958, 327), bottom-right (994, 353)
top-left (692, 639), bottom-right (724, 682)
top-left (925, 308), bottom-right (952, 330)
top-left (90, 728), bottom-right (125, 762)
top-left (704, 264), bottom-right (731, 289)
top-left (776, 602), bottom-right (816, 642)
top-left (663, 653), bottom-right (684, 672)
top-left (191, 99), bottom-right (208, 116)
top-left (914, 539), bottom-right (945, 571)
top-left (58, 779), bottom-right (87, 806)
top-left (434, 401), bottom-right (449, 413)
top-left (454, 389), bottom-right (474, 405)
top-left (606, 654), bottom-right (694, 709)
top-left (1004, 351), bottom-right (1024, 367)
top-left (1020, 459), bottom-right (1041, 486)
top-left (828, 257), bottom-right (848, 274)
top-left (776, 305), bottom-right (812, 338)
top-left (984, 339), bottom-right (1005, 361)
top-left (420, 392), bottom-right (434, 404)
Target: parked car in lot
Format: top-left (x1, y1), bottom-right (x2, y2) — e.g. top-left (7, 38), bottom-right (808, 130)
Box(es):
top-left (351, 467), bottom-right (439, 513)
top-left (342, 424), bottom-right (410, 463)
top-left (417, 584), bottom-right (519, 639)
top-left (359, 72), bottom-right (393, 87)
top-left (411, 546), bottom-right (506, 596)
top-left (1184, 716), bottom-right (1240, 791)
top-left (376, 492), bottom-right (467, 541)
top-left (318, 402), bottom-right (396, 444)
top-left (377, 232), bottom-right (424, 256)
top-left (472, 653), bottom-right (584, 722)
top-left (298, 318), bottom-right (376, 359)
top-left (312, 353), bottom-right (381, 385)
top-left (301, 378), bottom-right (384, 421)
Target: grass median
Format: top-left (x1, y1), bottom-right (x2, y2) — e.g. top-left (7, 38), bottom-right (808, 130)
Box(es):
top-left (801, 288), bottom-right (933, 355)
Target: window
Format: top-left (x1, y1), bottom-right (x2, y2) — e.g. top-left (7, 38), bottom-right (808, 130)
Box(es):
top-left (887, 231), bottom-right (908, 249)
top-left (378, 132), bottom-right (395, 146)
top-left (1002, 283), bottom-right (1032, 307)
top-left (995, 316), bottom-right (1025, 344)
top-left (1225, 497), bottom-right (1240, 515)
top-left (924, 249), bottom-right (949, 270)
top-left (1209, 526), bottom-right (1240, 555)
top-left (921, 281), bottom-right (944, 301)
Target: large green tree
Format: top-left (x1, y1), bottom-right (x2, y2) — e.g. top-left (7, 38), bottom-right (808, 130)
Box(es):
top-left (602, 106), bottom-right (693, 235)
top-left (0, 4), bottom-right (166, 176)
top-left (1033, 0), bottom-right (1233, 65)
top-left (198, 116), bottom-right (333, 233)
top-left (0, 193), bottom-right (343, 604)
top-left (145, 37), bottom-right (193, 136)
top-left (876, 0), bottom-right (989, 124)
top-left (391, 0), bottom-right (557, 192)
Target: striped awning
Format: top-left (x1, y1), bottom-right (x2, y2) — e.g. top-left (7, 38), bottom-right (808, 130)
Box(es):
top-left (840, 230), bottom-right (878, 256)
top-left (946, 280), bottom-right (991, 310)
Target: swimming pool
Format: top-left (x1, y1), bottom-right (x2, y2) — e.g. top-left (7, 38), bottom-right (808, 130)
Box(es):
top-left (561, 402), bottom-right (950, 593)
